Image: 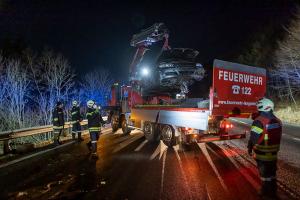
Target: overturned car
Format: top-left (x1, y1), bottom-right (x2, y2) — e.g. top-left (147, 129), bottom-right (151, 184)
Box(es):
top-left (141, 48), bottom-right (205, 97)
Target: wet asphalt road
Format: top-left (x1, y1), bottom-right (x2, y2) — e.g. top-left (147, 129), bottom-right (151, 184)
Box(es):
top-left (0, 123), bottom-right (299, 200)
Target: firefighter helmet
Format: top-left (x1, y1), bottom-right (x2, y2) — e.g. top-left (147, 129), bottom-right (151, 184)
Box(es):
top-left (87, 100), bottom-right (95, 108)
top-left (72, 100), bottom-right (78, 106)
top-left (256, 98), bottom-right (274, 112)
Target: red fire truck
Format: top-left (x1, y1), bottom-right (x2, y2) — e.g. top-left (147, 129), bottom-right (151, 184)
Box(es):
top-left (107, 23), bottom-right (266, 146)
top-left (109, 59), bottom-right (266, 146)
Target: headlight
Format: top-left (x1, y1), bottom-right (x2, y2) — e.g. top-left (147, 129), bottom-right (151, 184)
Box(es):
top-left (196, 63), bottom-right (203, 67)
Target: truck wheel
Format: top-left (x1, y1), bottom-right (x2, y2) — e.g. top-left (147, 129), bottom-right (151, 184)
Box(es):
top-left (143, 121), bottom-right (157, 142)
top-left (111, 115), bottom-right (119, 132)
top-left (121, 118), bottom-right (131, 134)
top-left (161, 124), bottom-right (176, 147)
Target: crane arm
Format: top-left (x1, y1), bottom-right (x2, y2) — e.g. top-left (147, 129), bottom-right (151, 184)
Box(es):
top-left (129, 23), bottom-right (169, 82)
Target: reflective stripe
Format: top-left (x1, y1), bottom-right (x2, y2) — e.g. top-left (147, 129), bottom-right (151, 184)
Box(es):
top-left (255, 145), bottom-right (280, 152)
top-left (91, 141), bottom-right (97, 143)
top-left (266, 123), bottom-right (280, 130)
top-left (89, 127), bottom-right (100, 131)
top-left (256, 144), bottom-right (280, 149)
top-left (71, 111), bottom-right (78, 115)
top-left (53, 118), bottom-right (59, 121)
top-left (264, 133), bottom-right (269, 141)
top-left (254, 153), bottom-right (277, 161)
top-left (251, 126), bottom-right (263, 134)
top-left (71, 121), bottom-right (78, 124)
top-left (260, 177), bottom-right (273, 182)
top-left (86, 112), bottom-right (93, 117)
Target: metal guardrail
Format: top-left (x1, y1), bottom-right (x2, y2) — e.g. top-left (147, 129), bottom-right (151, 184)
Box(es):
top-left (0, 118), bottom-right (107, 155)
top-left (0, 120), bottom-right (88, 140)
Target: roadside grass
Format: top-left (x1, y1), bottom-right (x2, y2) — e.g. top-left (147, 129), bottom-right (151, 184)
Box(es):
top-left (274, 100), bottom-right (300, 125)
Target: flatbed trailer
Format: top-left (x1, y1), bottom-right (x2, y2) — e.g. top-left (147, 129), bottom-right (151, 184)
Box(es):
top-left (109, 59), bottom-right (266, 146)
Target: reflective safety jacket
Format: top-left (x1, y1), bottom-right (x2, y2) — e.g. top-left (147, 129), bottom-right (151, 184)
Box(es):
top-left (86, 107), bottom-right (105, 132)
top-left (70, 106), bottom-right (82, 124)
top-left (248, 112), bottom-right (282, 161)
top-left (52, 107), bottom-right (65, 129)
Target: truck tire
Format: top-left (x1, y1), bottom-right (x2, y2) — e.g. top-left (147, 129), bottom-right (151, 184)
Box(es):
top-left (111, 114), bottom-right (119, 132)
top-left (143, 121), bottom-right (157, 142)
top-left (161, 124), bottom-right (176, 147)
top-left (121, 118), bottom-right (131, 134)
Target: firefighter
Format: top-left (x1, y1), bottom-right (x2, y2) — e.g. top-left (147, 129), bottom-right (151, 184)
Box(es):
top-left (70, 100), bottom-right (83, 142)
top-left (52, 101), bottom-right (65, 145)
top-left (86, 100), bottom-right (105, 158)
top-left (248, 98), bottom-right (282, 198)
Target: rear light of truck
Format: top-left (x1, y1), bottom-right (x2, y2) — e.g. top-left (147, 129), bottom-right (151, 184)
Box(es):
top-left (225, 124), bottom-right (233, 129)
top-left (220, 121), bottom-right (233, 129)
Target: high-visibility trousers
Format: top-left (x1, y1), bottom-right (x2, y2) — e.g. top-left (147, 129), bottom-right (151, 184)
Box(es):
top-left (89, 130), bottom-right (100, 153)
top-left (256, 160), bottom-right (277, 196)
top-left (72, 122), bottom-right (82, 140)
top-left (53, 126), bottom-right (63, 141)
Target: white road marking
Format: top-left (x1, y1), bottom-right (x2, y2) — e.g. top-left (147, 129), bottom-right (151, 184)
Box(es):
top-left (159, 150), bottom-right (167, 200)
top-left (101, 128), bottom-right (112, 136)
top-left (232, 119), bottom-right (300, 142)
top-left (134, 140), bottom-right (148, 152)
top-left (205, 184), bottom-right (212, 200)
top-left (111, 135), bottom-right (132, 144)
top-left (206, 144), bottom-right (223, 159)
top-left (198, 143), bottom-right (229, 193)
top-left (230, 118), bottom-right (251, 125)
top-left (150, 141), bottom-right (168, 160)
top-left (173, 145), bottom-right (192, 200)
top-left (114, 129), bottom-right (124, 135)
top-left (228, 141), bottom-right (257, 166)
top-left (292, 137), bottom-right (300, 142)
top-left (130, 129), bottom-right (142, 134)
top-left (218, 144), bottom-right (260, 191)
top-left (113, 133), bottom-right (144, 153)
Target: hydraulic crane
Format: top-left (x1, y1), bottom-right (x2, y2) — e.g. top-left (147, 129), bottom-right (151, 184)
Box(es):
top-left (129, 23), bottom-right (170, 85)
top-left (107, 23), bottom-right (266, 146)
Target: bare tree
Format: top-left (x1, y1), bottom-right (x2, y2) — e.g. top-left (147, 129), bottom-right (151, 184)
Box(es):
top-left (0, 49), bottom-right (76, 131)
top-left (0, 57), bottom-right (30, 130)
top-left (30, 49), bottom-right (75, 124)
top-left (81, 69), bottom-right (113, 107)
top-left (0, 55), bottom-right (7, 131)
top-left (270, 8), bottom-right (300, 105)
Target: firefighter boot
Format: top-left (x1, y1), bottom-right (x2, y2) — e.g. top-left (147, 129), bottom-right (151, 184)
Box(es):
top-left (53, 130), bottom-right (61, 146)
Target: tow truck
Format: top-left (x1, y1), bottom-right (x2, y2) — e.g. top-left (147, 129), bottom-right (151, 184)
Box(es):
top-left (108, 23), bottom-right (266, 146)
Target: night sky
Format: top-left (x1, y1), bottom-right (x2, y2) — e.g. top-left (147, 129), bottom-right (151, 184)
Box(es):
top-left (0, 0), bottom-right (297, 82)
